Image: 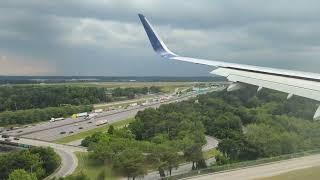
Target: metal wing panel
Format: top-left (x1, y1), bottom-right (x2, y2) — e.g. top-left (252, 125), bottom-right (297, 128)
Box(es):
top-left (212, 68), bottom-right (320, 101)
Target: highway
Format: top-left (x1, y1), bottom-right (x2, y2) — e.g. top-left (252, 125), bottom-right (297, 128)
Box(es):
top-left (4, 87), bottom-right (224, 142)
top-left (185, 153), bottom-right (320, 180)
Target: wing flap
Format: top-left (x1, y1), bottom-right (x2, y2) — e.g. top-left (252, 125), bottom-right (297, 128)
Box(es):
top-left (212, 68), bottom-right (320, 101)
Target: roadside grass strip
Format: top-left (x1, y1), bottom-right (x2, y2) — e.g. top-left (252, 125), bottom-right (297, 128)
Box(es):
top-left (259, 165), bottom-right (320, 180)
top-left (73, 152), bottom-right (118, 180)
top-left (54, 118), bottom-right (134, 144)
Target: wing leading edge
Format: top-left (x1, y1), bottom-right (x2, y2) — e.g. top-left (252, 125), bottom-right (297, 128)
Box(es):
top-left (138, 14), bottom-right (320, 119)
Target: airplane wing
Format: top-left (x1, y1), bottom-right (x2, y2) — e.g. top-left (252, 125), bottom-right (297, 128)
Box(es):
top-left (138, 14), bottom-right (320, 119)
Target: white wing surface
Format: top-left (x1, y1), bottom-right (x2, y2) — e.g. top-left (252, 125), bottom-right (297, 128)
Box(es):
top-left (138, 14), bottom-right (320, 119)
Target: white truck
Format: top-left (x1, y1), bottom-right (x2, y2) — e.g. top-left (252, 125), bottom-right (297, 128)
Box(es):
top-left (85, 113), bottom-right (97, 120)
top-left (129, 103), bottom-right (138, 107)
top-left (77, 112), bottom-right (88, 118)
top-left (94, 109), bottom-right (103, 113)
top-left (95, 119), bottom-right (108, 126)
top-left (50, 117), bottom-right (64, 122)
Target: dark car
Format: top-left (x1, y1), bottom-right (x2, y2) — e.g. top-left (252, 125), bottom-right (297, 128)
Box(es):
top-left (60, 131), bottom-right (66, 134)
top-left (17, 130), bottom-right (23, 133)
top-left (2, 134), bottom-right (9, 138)
top-left (69, 131), bottom-right (74, 134)
top-left (79, 127), bottom-right (83, 129)
top-left (14, 137), bottom-right (20, 140)
top-left (88, 121), bottom-right (92, 124)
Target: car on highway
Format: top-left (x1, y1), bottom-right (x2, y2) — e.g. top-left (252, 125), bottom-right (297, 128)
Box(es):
top-left (69, 131), bottom-right (74, 134)
top-left (17, 130), bottom-right (23, 133)
top-left (14, 137), bottom-right (19, 140)
top-left (2, 134), bottom-right (9, 138)
top-left (88, 121), bottom-right (92, 124)
top-left (60, 131), bottom-right (66, 134)
top-left (79, 127), bottom-right (83, 129)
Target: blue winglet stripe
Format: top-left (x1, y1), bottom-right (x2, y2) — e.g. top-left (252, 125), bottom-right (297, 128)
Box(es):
top-left (138, 14), bottom-right (164, 53)
top-left (138, 14), bottom-right (176, 58)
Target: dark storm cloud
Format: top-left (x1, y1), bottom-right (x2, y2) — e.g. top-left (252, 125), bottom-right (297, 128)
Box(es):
top-left (0, 0), bottom-right (320, 75)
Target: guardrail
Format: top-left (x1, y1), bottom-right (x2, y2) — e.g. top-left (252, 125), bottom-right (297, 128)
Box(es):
top-left (165, 148), bottom-right (320, 179)
top-left (0, 140), bottom-right (33, 148)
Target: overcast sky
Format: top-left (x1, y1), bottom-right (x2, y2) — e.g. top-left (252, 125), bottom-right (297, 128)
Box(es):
top-left (1, 0), bottom-right (320, 76)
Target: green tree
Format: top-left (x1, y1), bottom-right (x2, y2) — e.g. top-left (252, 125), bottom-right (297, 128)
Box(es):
top-left (107, 125), bottom-right (115, 134)
top-left (245, 124), bottom-right (282, 157)
top-left (30, 147), bottom-right (60, 176)
top-left (184, 143), bottom-right (203, 170)
top-left (149, 144), bottom-right (180, 177)
top-left (8, 169), bottom-right (37, 180)
top-left (0, 150), bottom-right (44, 179)
top-left (114, 148), bottom-right (146, 180)
top-left (81, 132), bottom-right (109, 147)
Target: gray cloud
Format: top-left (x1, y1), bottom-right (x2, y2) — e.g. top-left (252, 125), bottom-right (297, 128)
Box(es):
top-left (0, 0), bottom-right (320, 76)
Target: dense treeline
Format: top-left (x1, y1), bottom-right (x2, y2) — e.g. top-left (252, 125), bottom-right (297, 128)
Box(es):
top-left (82, 106), bottom-right (208, 178)
top-left (0, 147), bottom-right (60, 180)
top-left (0, 86), bottom-right (162, 112)
top-left (82, 111), bottom-right (206, 179)
top-left (131, 85), bottom-right (320, 163)
top-left (0, 105), bottom-right (92, 126)
top-left (0, 86), bottom-right (106, 112)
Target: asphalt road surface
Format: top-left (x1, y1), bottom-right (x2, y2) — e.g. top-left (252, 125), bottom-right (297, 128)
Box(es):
top-left (202, 136), bottom-right (219, 151)
top-left (187, 153), bottom-right (320, 180)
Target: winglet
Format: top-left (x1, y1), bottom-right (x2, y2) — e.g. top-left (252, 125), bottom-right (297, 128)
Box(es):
top-left (138, 14), bottom-right (177, 58)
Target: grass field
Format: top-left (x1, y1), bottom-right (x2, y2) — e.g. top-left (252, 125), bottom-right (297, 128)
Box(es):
top-left (54, 118), bottom-right (135, 144)
top-left (260, 166), bottom-right (320, 180)
top-left (74, 152), bottom-right (118, 180)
